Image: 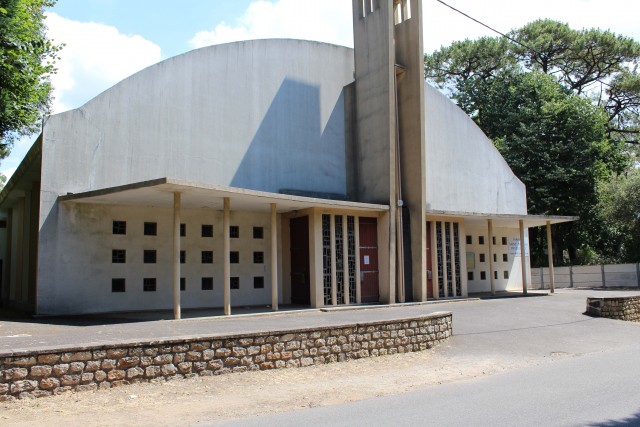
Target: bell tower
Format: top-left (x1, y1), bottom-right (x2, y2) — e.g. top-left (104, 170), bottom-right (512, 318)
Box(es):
top-left (350, 0), bottom-right (427, 302)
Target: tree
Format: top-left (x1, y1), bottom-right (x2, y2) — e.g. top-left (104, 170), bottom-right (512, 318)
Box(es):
top-left (0, 0), bottom-right (59, 159)
top-left (424, 20), bottom-right (638, 265)
top-left (425, 19), bottom-right (640, 146)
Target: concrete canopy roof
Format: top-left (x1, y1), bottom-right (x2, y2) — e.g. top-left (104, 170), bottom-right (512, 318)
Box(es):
top-left (59, 178), bottom-right (389, 213)
top-left (426, 209), bottom-right (578, 228)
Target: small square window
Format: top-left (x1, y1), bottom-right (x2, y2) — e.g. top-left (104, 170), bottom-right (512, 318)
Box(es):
top-left (503, 253), bottom-right (508, 262)
top-left (201, 251), bottom-right (213, 264)
top-left (494, 271), bottom-right (498, 280)
top-left (504, 270), bottom-right (509, 279)
top-left (112, 249), bottom-right (126, 263)
top-left (112, 221), bottom-right (126, 235)
top-left (253, 251), bottom-right (264, 264)
top-left (144, 250), bottom-right (157, 263)
top-left (230, 251), bottom-right (239, 264)
top-left (201, 224), bottom-right (213, 238)
top-left (144, 222), bottom-right (157, 236)
top-left (112, 278), bottom-right (125, 292)
top-left (467, 271), bottom-right (474, 281)
top-left (502, 237), bottom-right (508, 245)
top-left (254, 276), bottom-right (264, 289)
top-left (201, 277), bottom-right (213, 290)
top-left (180, 250), bottom-right (186, 264)
top-left (230, 277), bottom-right (240, 289)
top-left (466, 235), bottom-right (472, 245)
top-left (0, 220), bottom-right (7, 228)
top-left (493, 253), bottom-right (497, 263)
top-left (180, 223), bottom-right (186, 237)
top-left (253, 227), bottom-right (264, 239)
top-left (230, 226), bottom-right (239, 238)
top-left (143, 278), bottom-right (156, 292)
top-left (479, 253), bottom-right (485, 263)
top-left (180, 277), bottom-right (186, 291)
top-left (478, 236), bottom-right (485, 245)
top-left (492, 236), bottom-right (496, 245)
top-left (480, 271), bottom-right (486, 280)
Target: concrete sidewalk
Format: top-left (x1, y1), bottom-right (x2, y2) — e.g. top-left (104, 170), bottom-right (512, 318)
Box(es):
top-left (1, 289), bottom-right (638, 356)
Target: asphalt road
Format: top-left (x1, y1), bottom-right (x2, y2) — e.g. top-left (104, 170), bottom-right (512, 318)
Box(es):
top-left (209, 289), bottom-right (640, 426)
top-left (220, 344), bottom-right (640, 426)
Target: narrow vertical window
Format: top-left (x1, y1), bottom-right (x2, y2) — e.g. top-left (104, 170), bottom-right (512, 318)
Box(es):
top-left (230, 226), bottom-right (239, 238)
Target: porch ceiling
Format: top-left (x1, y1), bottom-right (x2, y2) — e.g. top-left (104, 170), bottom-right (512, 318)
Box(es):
top-left (59, 178), bottom-right (389, 213)
top-left (426, 209), bottom-right (578, 228)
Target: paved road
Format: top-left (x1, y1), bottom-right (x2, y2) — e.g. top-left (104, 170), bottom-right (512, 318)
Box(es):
top-left (220, 344), bottom-right (640, 426)
top-left (203, 289), bottom-right (640, 426)
top-left (0, 289), bottom-right (638, 355)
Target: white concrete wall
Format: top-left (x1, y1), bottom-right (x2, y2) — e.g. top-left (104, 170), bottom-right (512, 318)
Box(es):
top-left (424, 83), bottom-right (527, 215)
top-left (40, 40), bottom-right (354, 203)
top-left (464, 224), bottom-right (531, 293)
top-left (37, 203), bottom-right (279, 315)
top-left (36, 40), bottom-right (354, 314)
top-left (532, 264), bottom-right (640, 289)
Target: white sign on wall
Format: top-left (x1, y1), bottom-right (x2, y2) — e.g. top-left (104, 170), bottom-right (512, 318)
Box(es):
top-left (508, 236), bottom-right (530, 257)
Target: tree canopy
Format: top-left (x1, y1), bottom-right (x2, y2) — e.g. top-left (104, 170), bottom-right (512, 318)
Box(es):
top-left (425, 19), bottom-right (640, 146)
top-left (424, 20), bottom-right (639, 265)
top-left (0, 0), bottom-right (59, 158)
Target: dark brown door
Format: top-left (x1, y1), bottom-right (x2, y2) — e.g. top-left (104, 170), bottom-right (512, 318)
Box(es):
top-left (290, 216), bottom-right (310, 305)
top-left (359, 217), bottom-right (379, 303)
top-left (426, 221), bottom-right (434, 298)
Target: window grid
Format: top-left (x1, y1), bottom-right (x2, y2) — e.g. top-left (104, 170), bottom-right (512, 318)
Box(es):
top-left (253, 251), bottom-right (264, 264)
top-left (201, 251), bottom-right (213, 264)
top-left (201, 277), bottom-right (213, 290)
top-left (254, 276), bottom-right (264, 289)
top-left (201, 224), bottom-right (213, 238)
top-left (144, 222), bottom-right (157, 236)
top-left (112, 249), bottom-right (126, 264)
top-left (143, 250), bottom-right (157, 264)
top-left (253, 227), bottom-right (264, 239)
top-left (230, 277), bottom-right (240, 289)
top-left (112, 278), bottom-right (125, 292)
top-left (143, 278), bottom-right (156, 292)
top-left (112, 221), bottom-right (126, 235)
top-left (230, 251), bottom-right (239, 264)
top-left (230, 226), bottom-right (239, 238)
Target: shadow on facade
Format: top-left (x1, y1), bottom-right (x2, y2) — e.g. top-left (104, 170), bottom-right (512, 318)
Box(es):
top-left (231, 77), bottom-right (347, 197)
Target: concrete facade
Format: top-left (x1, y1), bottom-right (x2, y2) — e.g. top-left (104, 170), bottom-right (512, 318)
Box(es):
top-left (0, 1), bottom-right (574, 315)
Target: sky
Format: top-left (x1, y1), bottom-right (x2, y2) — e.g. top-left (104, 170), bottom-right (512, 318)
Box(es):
top-left (2, 0), bottom-right (640, 178)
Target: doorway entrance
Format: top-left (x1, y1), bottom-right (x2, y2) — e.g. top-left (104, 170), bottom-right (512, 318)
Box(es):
top-left (290, 216), bottom-right (310, 305)
top-left (359, 217), bottom-right (379, 303)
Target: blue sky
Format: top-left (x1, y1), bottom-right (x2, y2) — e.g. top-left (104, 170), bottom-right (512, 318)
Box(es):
top-left (3, 0), bottom-right (640, 178)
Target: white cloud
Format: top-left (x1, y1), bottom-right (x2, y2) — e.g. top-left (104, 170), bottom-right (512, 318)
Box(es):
top-left (45, 12), bottom-right (162, 113)
top-left (190, 0), bottom-right (353, 49)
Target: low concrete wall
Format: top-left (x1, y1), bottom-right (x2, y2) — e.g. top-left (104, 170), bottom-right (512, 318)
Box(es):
top-left (0, 312), bottom-right (452, 401)
top-left (532, 264), bottom-right (640, 289)
top-left (586, 297), bottom-right (640, 322)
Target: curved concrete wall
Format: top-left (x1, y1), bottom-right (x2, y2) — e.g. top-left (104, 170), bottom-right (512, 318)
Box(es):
top-left (424, 83), bottom-right (527, 215)
top-left (41, 40), bottom-right (355, 202)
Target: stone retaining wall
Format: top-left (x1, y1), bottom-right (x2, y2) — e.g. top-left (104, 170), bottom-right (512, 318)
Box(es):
top-left (0, 312), bottom-right (452, 401)
top-left (586, 296), bottom-right (640, 322)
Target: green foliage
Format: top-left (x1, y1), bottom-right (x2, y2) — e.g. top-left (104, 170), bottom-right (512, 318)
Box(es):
top-left (0, 0), bottom-right (60, 158)
top-left (424, 20), bottom-right (639, 265)
top-left (425, 19), bottom-right (640, 146)
top-left (596, 166), bottom-right (640, 262)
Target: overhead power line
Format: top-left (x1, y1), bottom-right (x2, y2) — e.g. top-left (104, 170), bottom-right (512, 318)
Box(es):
top-left (434, 0), bottom-right (613, 89)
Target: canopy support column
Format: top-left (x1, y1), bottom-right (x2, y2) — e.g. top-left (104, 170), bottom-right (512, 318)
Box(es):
top-left (172, 192), bottom-right (181, 320)
top-left (488, 219), bottom-right (495, 296)
top-left (271, 203), bottom-right (278, 311)
top-left (223, 197), bottom-right (231, 316)
top-left (546, 221), bottom-right (555, 294)
top-left (519, 219), bottom-right (528, 294)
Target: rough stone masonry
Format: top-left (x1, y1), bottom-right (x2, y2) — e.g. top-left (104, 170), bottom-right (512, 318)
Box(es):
top-left (0, 312), bottom-right (452, 401)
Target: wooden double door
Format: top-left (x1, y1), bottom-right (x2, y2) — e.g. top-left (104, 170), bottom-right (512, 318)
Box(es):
top-left (289, 215), bottom-right (380, 305)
